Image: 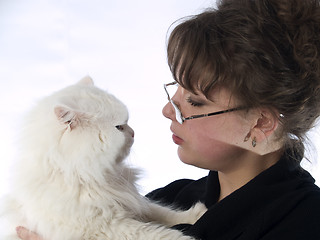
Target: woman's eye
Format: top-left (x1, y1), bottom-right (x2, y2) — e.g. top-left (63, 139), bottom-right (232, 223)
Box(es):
top-left (115, 125), bottom-right (124, 131)
top-left (186, 97), bottom-right (203, 107)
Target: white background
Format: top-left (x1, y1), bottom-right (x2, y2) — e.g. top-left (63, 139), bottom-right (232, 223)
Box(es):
top-left (0, 0), bottom-right (319, 197)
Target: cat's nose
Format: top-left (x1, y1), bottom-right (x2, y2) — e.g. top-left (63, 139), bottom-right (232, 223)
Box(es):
top-left (127, 125), bottom-right (134, 138)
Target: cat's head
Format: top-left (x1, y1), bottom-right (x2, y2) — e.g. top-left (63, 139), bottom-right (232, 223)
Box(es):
top-left (20, 77), bottom-right (134, 173)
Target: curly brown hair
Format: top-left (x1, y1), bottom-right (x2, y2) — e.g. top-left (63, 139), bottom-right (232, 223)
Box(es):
top-left (167, 0), bottom-right (320, 160)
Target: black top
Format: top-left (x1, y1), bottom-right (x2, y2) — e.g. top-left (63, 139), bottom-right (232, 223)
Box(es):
top-left (146, 152), bottom-right (320, 240)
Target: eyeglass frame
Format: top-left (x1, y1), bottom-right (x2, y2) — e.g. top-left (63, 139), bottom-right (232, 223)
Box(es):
top-left (164, 81), bottom-right (247, 124)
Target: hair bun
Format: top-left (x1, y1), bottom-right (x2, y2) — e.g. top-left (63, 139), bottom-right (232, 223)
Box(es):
top-left (274, 0), bottom-right (320, 78)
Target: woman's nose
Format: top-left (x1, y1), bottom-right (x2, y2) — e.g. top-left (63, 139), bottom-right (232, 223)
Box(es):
top-left (162, 101), bottom-right (176, 121)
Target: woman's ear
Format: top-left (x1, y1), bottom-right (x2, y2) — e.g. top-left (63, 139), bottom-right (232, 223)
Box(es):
top-left (243, 109), bottom-right (283, 155)
top-left (251, 110), bottom-right (279, 143)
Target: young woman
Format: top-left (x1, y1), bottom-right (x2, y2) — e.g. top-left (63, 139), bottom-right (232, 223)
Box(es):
top-left (17, 0), bottom-right (320, 239)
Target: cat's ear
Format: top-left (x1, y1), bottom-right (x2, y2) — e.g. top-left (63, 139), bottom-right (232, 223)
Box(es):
top-left (78, 76), bottom-right (94, 86)
top-left (54, 106), bottom-right (89, 131)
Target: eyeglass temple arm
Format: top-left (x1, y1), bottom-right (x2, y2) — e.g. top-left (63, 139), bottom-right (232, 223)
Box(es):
top-left (184, 107), bottom-right (246, 121)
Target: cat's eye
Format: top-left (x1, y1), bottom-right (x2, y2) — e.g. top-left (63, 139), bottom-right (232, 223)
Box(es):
top-left (115, 125), bottom-right (124, 131)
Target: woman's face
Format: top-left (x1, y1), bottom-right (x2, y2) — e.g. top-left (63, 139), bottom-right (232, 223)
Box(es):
top-left (162, 84), bottom-right (255, 172)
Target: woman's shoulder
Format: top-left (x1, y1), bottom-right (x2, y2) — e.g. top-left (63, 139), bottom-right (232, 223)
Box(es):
top-left (298, 184), bottom-right (320, 213)
top-left (261, 186), bottom-right (320, 239)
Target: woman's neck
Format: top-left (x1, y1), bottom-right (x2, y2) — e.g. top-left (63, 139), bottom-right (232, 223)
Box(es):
top-left (217, 149), bottom-right (282, 202)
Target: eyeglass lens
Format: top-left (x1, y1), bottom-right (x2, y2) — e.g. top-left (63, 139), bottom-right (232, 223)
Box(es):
top-left (165, 83), bottom-right (184, 124)
top-left (171, 102), bottom-right (183, 124)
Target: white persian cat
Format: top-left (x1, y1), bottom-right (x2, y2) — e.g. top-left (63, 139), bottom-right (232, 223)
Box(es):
top-left (0, 77), bottom-right (206, 240)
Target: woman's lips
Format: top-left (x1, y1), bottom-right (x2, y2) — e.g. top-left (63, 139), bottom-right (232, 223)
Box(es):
top-left (172, 134), bottom-right (184, 145)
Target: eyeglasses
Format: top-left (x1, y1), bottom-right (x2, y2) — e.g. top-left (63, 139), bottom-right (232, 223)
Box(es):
top-left (164, 81), bottom-right (246, 124)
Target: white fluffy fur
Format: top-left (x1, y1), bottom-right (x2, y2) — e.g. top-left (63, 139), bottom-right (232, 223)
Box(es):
top-left (0, 77), bottom-right (206, 240)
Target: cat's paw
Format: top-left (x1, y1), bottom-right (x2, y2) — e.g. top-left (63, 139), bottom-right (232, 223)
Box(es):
top-left (185, 202), bottom-right (207, 224)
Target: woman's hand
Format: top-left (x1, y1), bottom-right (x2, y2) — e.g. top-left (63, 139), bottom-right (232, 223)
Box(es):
top-left (16, 226), bottom-right (44, 240)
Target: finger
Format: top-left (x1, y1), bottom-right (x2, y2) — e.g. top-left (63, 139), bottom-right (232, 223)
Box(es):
top-left (16, 226), bottom-right (42, 240)
top-left (16, 226), bottom-right (31, 240)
